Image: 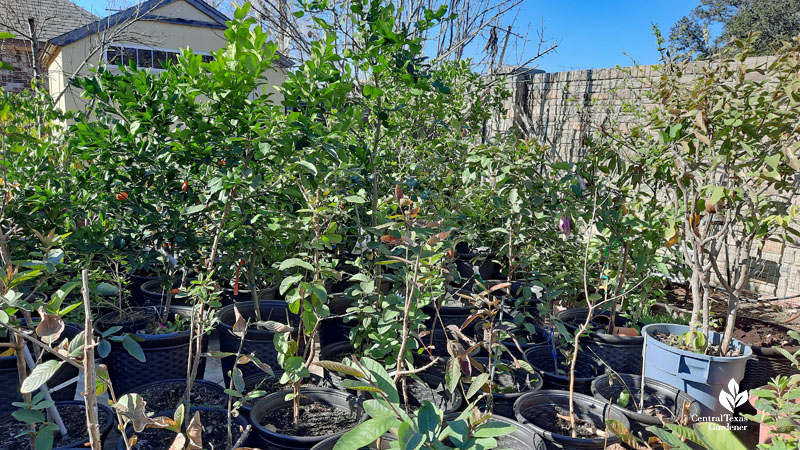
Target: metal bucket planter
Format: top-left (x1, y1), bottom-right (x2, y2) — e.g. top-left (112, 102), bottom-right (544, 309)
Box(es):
top-left (641, 323), bottom-right (752, 416)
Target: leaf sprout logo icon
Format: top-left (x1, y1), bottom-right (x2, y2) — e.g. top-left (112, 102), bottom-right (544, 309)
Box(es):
top-left (719, 378), bottom-right (748, 413)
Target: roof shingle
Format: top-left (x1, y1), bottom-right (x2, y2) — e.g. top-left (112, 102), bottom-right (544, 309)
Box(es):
top-left (0, 0), bottom-right (97, 42)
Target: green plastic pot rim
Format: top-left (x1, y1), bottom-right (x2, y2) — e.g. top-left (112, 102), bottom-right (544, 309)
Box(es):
top-left (642, 323), bottom-right (753, 362)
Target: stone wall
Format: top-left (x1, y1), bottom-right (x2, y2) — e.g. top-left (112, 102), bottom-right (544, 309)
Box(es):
top-left (0, 39), bottom-right (39, 92)
top-left (497, 58), bottom-right (800, 299)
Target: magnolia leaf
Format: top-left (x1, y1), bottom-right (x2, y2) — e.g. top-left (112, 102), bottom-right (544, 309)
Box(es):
top-left (114, 393), bottom-right (152, 432)
top-left (445, 358), bottom-right (460, 393)
top-left (36, 306), bottom-right (65, 344)
top-left (466, 373), bottom-right (489, 399)
top-left (168, 433), bottom-right (187, 450)
top-left (232, 305), bottom-right (247, 337)
top-left (21, 360), bottom-right (63, 393)
top-left (314, 360), bottom-right (366, 379)
top-left (256, 320), bottom-right (294, 333)
top-left (187, 411), bottom-right (203, 449)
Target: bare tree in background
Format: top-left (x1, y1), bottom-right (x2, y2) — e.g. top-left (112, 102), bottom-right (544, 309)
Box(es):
top-left (244, 0), bottom-right (557, 74)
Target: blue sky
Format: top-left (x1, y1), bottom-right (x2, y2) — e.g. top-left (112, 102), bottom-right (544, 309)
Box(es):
top-left (72, 0), bottom-right (701, 72)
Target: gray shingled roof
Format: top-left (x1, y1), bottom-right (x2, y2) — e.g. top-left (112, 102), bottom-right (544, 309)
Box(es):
top-left (0, 0), bottom-right (97, 42)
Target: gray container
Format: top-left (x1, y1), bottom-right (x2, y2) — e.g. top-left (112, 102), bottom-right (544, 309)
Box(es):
top-left (641, 323), bottom-right (752, 416)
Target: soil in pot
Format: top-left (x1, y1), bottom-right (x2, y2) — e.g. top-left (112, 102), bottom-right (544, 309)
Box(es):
top-left (398, 374), bottom-right (463, 414)
top-left (125, 407), bottom-right (243, 450)
top-left (131, 380), bottom-right (227, 413)
top-left (0, 403), bottom-right (112, 450)
top-left (260, 401), bottom-right (360, 437)
top-left (242, 373), bottom-right (326, 413)
top-left (95, 307), bottom-right (160, 334)
top-left (730, 316), bottom-right (799, 349)
top-left (654, 332), bottom-right (744, 356)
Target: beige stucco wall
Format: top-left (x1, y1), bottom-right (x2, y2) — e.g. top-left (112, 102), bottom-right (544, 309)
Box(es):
top-left (47, 0), bottom-right (286, 112)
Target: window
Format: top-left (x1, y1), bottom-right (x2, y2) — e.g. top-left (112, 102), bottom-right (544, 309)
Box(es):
top-left (104, 45), bottom-right (214, 70)
top-left (750, 258), bottom-right (781, 285)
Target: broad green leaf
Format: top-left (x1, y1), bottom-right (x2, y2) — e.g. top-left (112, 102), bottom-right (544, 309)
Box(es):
top-left (333, 415), bottom-right (399, 450)
top-left (445, 358), bottom-right (460, 393)
top-left (466, 373), bottom-right (489, 399)
top-left (473, 422), bottom-right (515, 438)
top-left (122, 335), bottom-right (146, 363)
top-left (21, 360), bottom-right (63, 393)
top-left (315, 360), bottom-right (365, 379)
top-left (279, 258), bottom-right (314, 272)
top-left (12, 409), bottom-right (45, 424)
top-left (693, 422), bottom-right (747, 450)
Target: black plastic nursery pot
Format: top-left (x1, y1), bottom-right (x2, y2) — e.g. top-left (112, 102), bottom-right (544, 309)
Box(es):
top-left (122, 378), bottom-right (227, 413)
top-left (523, 345), bottom-right (606, 395)
top-left (139, 279), bottom-right (193, 307)
top-left (398, 372), bottom-right (464, 415)
top-left (129, 272), bottom-right (159, 306)
top-left (250, 387), bottom-right (364, 450)
top-left (117, 406), bottom-right (249, 450)
top-left (97, 306), bottom-right (206, 396)
top-left (453, 250), bottom-right (501, 288)
top-left (221, 284), bottom-right (280, 306)
top-left (469, 357), bottom-right (544, 419)
top-left (0, 322), bottom-right (82, 414)
top-left (218, 300), bottom-right (296, 386)
top-left (241, 371), bottom-right (327, 416)
top-left (318, 293), bottom-right (358, 348)
top-left (0, 400), bottom-right (114, 450)
top-left (514, 390), bottom-right (630, 450)
top-left (473, 320), bottom-right (553, 361)
top-left (556, 308), bottom-right (644, 375)
top-left (442, 413), bottom-right (547, 450)
top-left (591, 373), bottom-right (701, 440)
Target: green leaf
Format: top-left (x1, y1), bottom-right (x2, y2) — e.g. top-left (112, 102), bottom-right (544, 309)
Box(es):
top-left (344, 195), bottom-right (366, 204)
top-left (185, 204), bottom-right (205, 214)
top-left (35, 428), bottom-right (53, 450)
top-left (445, 358), bottom-right (460, 393)
top-left (49, 281), bottom-right (80, 310)
top-left (397, 422), bottom-right (423, 450)
top-left (617, 389), bottom-right (630, 408)
top-left (466, 373), bottom-right (489, 399)
top-left (693, 422), bottom-right (747, 450)
top-left (0, 32), bottom-right (14, 39)
top-left (417, 401), bottom-right (440, 437)
top-left (297, 160), bottom-right (317, 176)
top-left (315, 360), bottom-right (365, 379)
top-left (279, 258), bottom-right (314, 271)
top-left (765, 154), bottom-right (781, 169)
top-left (473, 422), bottom-right (515, 438)
top-left (280, 274), bottom-right (303, 295)
top-left (360, 357), bottom-right (398, 403)
top-left (21, 360), bottom-right (63, 393)
top-left (122, 335), bottom-right (146, 363)
top-left (647, 426), bottom-right (693, 450)
top-left (12, 409), bottom-right (45, 424)
top-left (709, 186), bottom-right (724, 205)
top-left (333, 415), bottom-right (399, 450)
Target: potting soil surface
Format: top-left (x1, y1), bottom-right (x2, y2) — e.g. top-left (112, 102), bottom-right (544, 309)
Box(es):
top-left (0, 405), bottom-right (111, 450)
top-left (260, 402), bottom-right (359, 437)
top-left (127, 408), bottom-right (242, 450)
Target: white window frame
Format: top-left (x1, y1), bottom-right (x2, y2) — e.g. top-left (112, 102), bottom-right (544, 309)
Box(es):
top-left (104, 42), bottom-right (213, 72)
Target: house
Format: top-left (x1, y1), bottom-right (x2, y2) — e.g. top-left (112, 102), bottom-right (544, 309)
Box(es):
top-left (1, 0), bottom-right (291, 111)
top-left (0, 0), bottom-right (97, 92)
